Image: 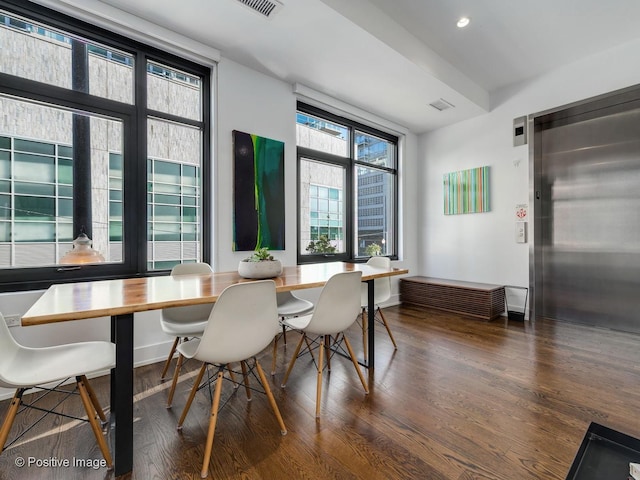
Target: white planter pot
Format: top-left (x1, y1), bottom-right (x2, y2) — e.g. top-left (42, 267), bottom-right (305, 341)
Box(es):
top-left (237, 259), bottom-right (283, 279)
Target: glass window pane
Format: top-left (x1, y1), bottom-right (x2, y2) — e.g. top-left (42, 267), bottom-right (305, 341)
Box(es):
top-left (153, 194), bottom-right (179, 205)
top-left (154, 205), bottom-right (180, 221)
top-left (153, 160), bottom-right (180, 183)
top-left (355, 131), bottom-right (395, 169)
top-left (147, 121), bottom-right (202, 270)
top-left (15, 182), bottom-right (55, 196)
top-left (0, 11), bottom-right (134, 103)
top-left (109, 221), bottom-right (122, 241)
top-left (15, 196), bottom-right (55, 220)
top-left (57, 198), bottom-right (72, 218)
top-left (58, 158), bottom-right (73, 184)
top-left (14, 222), bottom-right (54, 242)
top-left (109, 177), bottom-right (123, 190)
top-left (109, 153), bottom-right (123, 176)
top-left (182, 165), bottom-right (197, 184)
top-left (147, 61), bottom-right (202, 121)
top-left (14, 139), bottom-right (55, 155)
top-left (299, 158), bottom-right (345, 255)
top-left (58, 185), bottom-right (73, 197)
top-left (152, 222), bottom-right (180, 241)
top-left (0, 195), bottom-right (10, 220)
top-left (0, 181), bottom-right (9, 194)
top-left (0, 152), bottom-right (10, 178)
top-left (58, 145), bottom-right (72, 158)
top-left (182, 207), bottom-right (197, 222)
top-left (356, 166), bottom-right (394, 257)
top-left (0, 94), bottom-right (124, 267)
top-left (109, 202), bottom-right (122, 219)
top-left (14, 153), bottom-right (54, 182)
top-left (296, 112), bottom-right (349, 156)
top-left (148, 119), bottom-right (201, 166)
top-left (57, 222), bottom-right (73, 242)
top-left (0, 222), bottom-right (10, 242)
top-left (0, 136), bottom-right (10, 149)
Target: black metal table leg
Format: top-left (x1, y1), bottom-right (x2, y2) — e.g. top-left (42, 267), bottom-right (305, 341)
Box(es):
top-left (366, 278), bottom-right (375, 369)
top-left (110, 313), bottom-right (134, 476)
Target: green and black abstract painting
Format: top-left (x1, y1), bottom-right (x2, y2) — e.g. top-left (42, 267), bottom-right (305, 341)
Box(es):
top-left (233, 130), bottom-right (285, 251)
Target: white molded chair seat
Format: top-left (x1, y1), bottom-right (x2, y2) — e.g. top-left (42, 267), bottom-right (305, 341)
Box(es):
top-left (161, 263), bottom-right (214, 407)
top-left (0, 312), bottom-right (115, 469)
top-left (174, 280), bottom-right (287, 479)
top-left (271, 291), bottom-right (314, 375)
top-left (276, 292), bottom-right (314, 318)
top-left (360, 256), bottom-right (397, 360)
top-left (280, 271), bottom-right (368, 418)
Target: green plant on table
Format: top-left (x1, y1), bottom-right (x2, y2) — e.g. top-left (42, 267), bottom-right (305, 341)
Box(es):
top-left (244, 247), bottom-right (275, 262)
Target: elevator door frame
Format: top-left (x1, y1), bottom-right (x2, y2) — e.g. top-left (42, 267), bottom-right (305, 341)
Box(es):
top-left (529, 83), bottom-right (640, 322)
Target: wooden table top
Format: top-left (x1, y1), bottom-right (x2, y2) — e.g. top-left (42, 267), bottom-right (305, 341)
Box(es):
top-left (22, 262), bottom-right (409, 326)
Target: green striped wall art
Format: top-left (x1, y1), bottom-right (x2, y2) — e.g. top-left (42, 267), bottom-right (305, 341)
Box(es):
top-left (443, 166), bottom-right (490, 215)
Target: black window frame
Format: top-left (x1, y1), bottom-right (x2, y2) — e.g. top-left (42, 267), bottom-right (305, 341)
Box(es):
top-left (296, 102), bottom-right (398, 264)
top-left (0, 0), bottom-right (211, 292)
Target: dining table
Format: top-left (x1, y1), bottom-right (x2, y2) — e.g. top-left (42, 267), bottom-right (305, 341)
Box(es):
top-left (21, 261), bottom-right (408, 476)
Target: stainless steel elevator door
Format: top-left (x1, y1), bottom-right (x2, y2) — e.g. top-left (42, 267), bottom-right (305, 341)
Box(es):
top-left (539, 103), bottom-right (640, 332)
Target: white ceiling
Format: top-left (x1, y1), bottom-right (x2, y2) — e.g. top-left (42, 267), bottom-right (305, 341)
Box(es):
top-left (50, 0), bottom-right (640, 133)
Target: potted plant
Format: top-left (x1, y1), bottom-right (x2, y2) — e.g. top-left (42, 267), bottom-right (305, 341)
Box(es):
top-left (306, 235), bottom-right (337, 254)
top-left (365, 242), bottom-right (382, 257)
top-left (238, 247), bottom-right (283, 279)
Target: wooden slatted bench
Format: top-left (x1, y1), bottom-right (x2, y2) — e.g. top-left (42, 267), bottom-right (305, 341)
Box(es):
top-left (400, 276), bottom-right (505, 321)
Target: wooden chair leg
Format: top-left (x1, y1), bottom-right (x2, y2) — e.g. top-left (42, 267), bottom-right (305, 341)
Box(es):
top-left (315, 336), bottom-right (325, 418)
top-left (378, 307), bottom-right (398, 349)
top-left (200, 369), bottom-right (225, 479)
top-left (167, 353), bottom-right (185, 408)
top-left (178, 363), bottom-right (207, 429)
top-left (254, 360), bottom-right (287, 435)
top-left (281, 334), bottom-right (306, 387)
top-left (77, 377), bottom-right (113, 470)
top-left (80, 375), bottom-right (107, 423)
top-left (160, 337), bottom-right (180, 379)
top-left (227, 364), bottom-right (239, 388)
top-left (0, 388), bottom-right (24, 453)
top-left (342, 335), bottom-right (369, 394)
top-left (240, 361), bottom-right (252, 401)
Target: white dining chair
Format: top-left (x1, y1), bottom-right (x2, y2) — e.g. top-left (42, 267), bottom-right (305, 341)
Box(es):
top-left (0, 312), bottom-right (115, 469)
top-left (360, 256), bottom-right (398, 360)
top-left (161, 262), bottom-right (214, 407)
top-left (280, 271), bottom-right (368, 417)
top-left (271, 291), bottom-right (314, 375)
top-left (174, 280), bottom-right (287, 478)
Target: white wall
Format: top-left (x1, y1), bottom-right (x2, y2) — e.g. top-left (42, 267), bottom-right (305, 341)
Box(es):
top-left (418, 39), bottom-right (640, 290)
top-left (0, 55), bottom-right (420, 399)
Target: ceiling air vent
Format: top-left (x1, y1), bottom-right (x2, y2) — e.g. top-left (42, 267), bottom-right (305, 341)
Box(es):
top-left (235, 0), bottom-right (284, 17)
top-left (429, 98), bottom-right (455, 112)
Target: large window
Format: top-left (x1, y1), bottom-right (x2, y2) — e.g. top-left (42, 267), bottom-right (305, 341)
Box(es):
top-left (296, 103), bottom-right (398, 263)
top-left (0, 1), bottom-right (210, 291)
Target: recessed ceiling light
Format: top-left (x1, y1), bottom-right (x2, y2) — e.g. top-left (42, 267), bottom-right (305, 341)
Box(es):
top-left (457, 17), bottom-right (470, 28)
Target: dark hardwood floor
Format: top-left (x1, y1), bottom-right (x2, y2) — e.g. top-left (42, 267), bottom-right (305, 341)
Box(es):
top-left (1, 305), bottom-right (640, 479)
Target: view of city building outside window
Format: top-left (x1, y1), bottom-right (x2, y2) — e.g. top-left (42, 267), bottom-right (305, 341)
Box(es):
top-left (298, 158), bottom-right (346, 254)
top-left (296, 109), bottom-right (397, 259)
top-left (0, 10), bottom-right (203, 270)
top-left (355, 132), bottom-right (395, 257)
